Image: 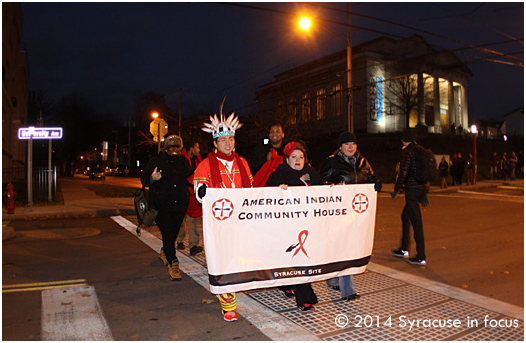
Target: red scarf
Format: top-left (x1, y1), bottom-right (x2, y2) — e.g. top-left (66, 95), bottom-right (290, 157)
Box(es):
top-left (208, 151), bottom-right (251, 188)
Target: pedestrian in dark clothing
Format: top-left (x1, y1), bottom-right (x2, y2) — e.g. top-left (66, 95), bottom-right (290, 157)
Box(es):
top-left (248, 123), bottom-right (286, 175)
top-left (391, 129), bottom-right (429, 266)
top-left (466, 154), bottom-right (474, 185)
top-left (501, 153), bottom-right (510, 180)
top-left (176, 141), bottom-right (204, 256)
top-left (489, 152), bottom-right (499, 180)
top-left (265, 141), bottom-right (320, 313)
top-left (141, 135), bottom-right (193, 281)
top-left (509, 152), bottom-right (518, 180)
top-left (319, 132), bottom-right (382, 300)
top-left (450, 154), bottom-right (458, 185)
top-left (438, 156), bottom-right (448, 188)
top-left (455, 153), bottom-right (466, 185)
top-left (518, 151), bottom-right (523, 179)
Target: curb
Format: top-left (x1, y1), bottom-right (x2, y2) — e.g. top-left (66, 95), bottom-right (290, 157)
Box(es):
top-left (2, 208), bottom-right (136, 221)
top-left (2, 226), bottom-right (15, 241)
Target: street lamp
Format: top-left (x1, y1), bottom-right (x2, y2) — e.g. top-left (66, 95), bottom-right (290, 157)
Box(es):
top-left (299, 4), bottom-right (353, 132)
top-left (471, 124), bottom-right (478, 185)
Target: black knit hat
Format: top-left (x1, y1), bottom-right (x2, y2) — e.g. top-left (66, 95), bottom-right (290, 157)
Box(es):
top-left (402, 129), bottom-right (416, 143)
top-left (338, 132), bottom-right (358, 146)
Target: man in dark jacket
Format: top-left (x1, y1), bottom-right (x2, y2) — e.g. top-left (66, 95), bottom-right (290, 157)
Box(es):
top-left (141, 134), bottom-right (193, 281)
top-left (248, 123), bottom-right (286, 174)
top-left (320, 132), bottom-right (382, 301)
top-left (391, 129), bottom-right (429, 266)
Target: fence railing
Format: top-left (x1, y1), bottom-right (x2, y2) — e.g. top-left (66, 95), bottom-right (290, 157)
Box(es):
top-left (2, 166), bottom-right (58, 203)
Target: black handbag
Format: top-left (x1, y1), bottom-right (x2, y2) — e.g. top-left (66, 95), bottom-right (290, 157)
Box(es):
top-left (133, 186), bottom-right (159, 235)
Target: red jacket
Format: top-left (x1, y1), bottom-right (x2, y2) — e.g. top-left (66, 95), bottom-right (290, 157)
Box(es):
top-left (182, 148), bottom-right (203, 217)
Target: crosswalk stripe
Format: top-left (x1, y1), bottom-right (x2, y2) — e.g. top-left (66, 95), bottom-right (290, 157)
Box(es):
top-left (41, 285), bottom-right (113, 341)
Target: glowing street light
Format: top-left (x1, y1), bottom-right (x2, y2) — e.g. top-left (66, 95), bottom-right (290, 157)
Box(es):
top-left (299, 17), bottom-right (311, 30)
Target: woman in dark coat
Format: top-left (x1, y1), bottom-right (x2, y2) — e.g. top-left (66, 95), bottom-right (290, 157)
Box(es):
top-left (265, 141), bottom-right (321, 313)
top-left (141, 134), bottom-right (193, 281)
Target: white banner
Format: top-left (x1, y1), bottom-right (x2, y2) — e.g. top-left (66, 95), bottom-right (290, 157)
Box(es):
top-left (202, 184), bottom-right (377, 294)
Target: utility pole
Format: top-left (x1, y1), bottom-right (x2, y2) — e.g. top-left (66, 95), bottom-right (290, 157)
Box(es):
top-left (179, 88), bottom-right (183, 137)
top-left (347, 3), bottom-right (353, 133)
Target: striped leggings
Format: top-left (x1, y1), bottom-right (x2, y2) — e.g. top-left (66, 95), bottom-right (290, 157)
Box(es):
top-left (217, 292), bottom-right (236, 312)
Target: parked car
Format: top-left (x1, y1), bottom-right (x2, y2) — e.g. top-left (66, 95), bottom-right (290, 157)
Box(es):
top-left (89, 168), bottom-right (106, 180)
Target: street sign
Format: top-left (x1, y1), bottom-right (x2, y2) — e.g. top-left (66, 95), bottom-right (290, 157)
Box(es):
top-left (18, 127), bottom-right (63, 139)
top-left (150, 119), bottom-right (168, 142)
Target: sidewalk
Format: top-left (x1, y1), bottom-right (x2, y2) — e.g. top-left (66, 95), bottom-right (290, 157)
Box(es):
top-left (3, 177), bottom-right (524, 340)
top-left (2, 177), bottom-right (136, 222)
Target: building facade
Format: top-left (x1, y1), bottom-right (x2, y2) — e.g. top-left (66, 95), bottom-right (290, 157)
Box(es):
top-left (256, 35), bottom-right (473, 134)
top-left (2, 2), bottom-right (29, 169)
top-left (503, 107), bottom-right (524, 136)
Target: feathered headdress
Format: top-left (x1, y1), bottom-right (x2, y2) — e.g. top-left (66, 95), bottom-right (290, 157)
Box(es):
top-left (202, 97), bottom-right (243, 139)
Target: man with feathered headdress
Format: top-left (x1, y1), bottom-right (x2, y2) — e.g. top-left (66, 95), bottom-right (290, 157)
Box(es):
top-left (193, 99), bottom-right (253, 322)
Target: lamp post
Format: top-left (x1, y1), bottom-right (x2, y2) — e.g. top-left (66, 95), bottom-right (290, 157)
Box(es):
top-left (299, 5), bottom-right (353, 132)
top-left (471, 124), bottom-right (478, 185)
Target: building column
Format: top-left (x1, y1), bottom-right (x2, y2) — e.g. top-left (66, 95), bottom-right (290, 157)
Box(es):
top-left (417, 73), bottom-right (425, 126)
top-left (461, 85), bottom-right (469, 130)
top-left (433, 77), bottom-right (441, 132)
top-left (448, 81), bottom-right (455, 126)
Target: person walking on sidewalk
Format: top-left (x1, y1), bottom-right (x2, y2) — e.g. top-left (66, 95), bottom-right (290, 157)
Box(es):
top-left (489, 151), bottom-right (499, 180)
top-left (193, 103), bottom-right (253, 322)
top-left (176, 140), bottom-right (204, 256)
top-left (141, 134), bottom-right (193, 281)
top-left (319, 132), bottom-right (382, 301)
top-left (265, 141), bottom-right (320, 313)
top-left (466, 153), bottom-right (474, 185)
top-left (510, 151), bottom-right (518, 180)
top-left (391, 129), bottom-right (429, 266)
top-left (438, 156), bottom-right (449, 188)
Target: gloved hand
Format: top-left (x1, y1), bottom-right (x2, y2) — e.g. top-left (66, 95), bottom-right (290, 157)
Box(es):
top-left (421, 194), bottom-right (429, 207)
top-left (151, 167), bottom-right (162, 182)
top-left (197, 184), bottom-right (207, 199)
top-left (374, 182), bottom-right (383, 192)
top-left (390, 191), bottom-right (398, 199)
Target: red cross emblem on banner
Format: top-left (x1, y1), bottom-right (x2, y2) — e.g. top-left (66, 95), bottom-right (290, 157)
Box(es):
top-left (211, 198), bottom-right (234, 221)
top-left (352, 193), bottom-right (369, 213)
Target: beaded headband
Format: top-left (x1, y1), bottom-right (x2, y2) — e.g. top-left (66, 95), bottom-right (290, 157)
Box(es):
top-left (202, 98), bottom-right (243, 139)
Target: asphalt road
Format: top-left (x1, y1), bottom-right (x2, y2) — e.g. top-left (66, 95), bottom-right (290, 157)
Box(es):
top-left (373, 188), bottom-right (524, 307)
top-left (2, 217), bottom-right (269, 341)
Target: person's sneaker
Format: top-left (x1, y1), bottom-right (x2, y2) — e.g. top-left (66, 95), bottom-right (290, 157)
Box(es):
top-left (408, 257), bottom-right (427, 265)
top-left (278, 289), bottom-right (295, 299)
top-left (189, 246), bottom-right (203, 256)
top-left (393, 248), bottom-right (409, 258)
top-left (342, 293), bottom-right (361, 301)
top-left (328, 285), bottom-right (340, 291)
top-left (159, 248), bottom-right (168, 266)
top-left (298, 304), bottom-right (314, 313)
top-left (222, 311), bottom-right (238, 322)
top-left (177, 242), bottom-right (185, 250)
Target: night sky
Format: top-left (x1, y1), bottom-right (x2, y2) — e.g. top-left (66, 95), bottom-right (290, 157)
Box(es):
top-left (20, 2), bottom-right (524, 123)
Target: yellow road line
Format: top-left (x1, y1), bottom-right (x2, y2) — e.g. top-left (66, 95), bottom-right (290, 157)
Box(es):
top-left (3, 283), bottom-right (88, 293)
top-left (3, 279), bottom-right (88, 293)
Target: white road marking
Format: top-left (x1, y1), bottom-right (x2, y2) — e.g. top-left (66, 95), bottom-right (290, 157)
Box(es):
top-left (41, 285), bottom-right (113, 341)
top-left (111, 216), bottom-right (318, 341)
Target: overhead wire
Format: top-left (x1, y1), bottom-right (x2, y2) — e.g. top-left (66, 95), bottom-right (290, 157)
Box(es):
top-left (175, 3), bottom-right (523, 114)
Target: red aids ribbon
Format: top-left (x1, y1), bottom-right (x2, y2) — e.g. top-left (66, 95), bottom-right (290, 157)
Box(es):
top-left (293, 230), bottom-right (309, 258)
